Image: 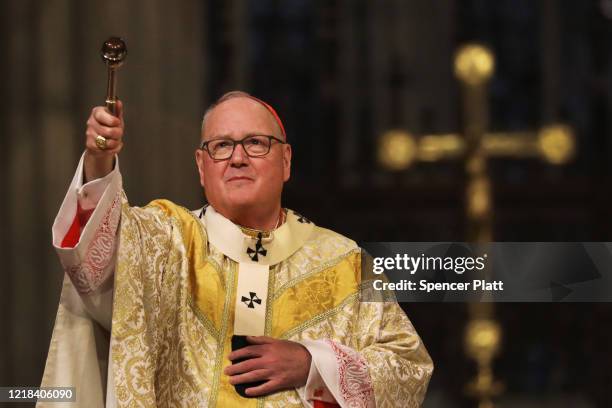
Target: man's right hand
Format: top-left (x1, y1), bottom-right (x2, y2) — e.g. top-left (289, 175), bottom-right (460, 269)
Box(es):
top-left (84, 100), bottom-right (124, 182)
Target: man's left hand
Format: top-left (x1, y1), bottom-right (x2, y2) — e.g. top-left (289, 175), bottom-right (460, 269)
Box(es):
top-left (225, 336), bottom-right (312, 397)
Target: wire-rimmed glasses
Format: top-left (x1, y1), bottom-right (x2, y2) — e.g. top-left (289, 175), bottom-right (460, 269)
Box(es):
top-left (199, 134), bottom-right (285, 160)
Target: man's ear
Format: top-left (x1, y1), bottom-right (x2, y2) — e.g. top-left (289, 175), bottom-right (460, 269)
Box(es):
top-left (195, 149), bottom-right (206, 188)
top-left (282, 144), bottom-right (292, 182)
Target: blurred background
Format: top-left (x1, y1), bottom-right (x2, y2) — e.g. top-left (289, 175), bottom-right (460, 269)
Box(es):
top-left (1, 0), bottom-right (612, 406)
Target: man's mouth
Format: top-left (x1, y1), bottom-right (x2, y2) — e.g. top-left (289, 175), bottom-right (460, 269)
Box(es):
top-left (226, 176), bottom-right (253, 182)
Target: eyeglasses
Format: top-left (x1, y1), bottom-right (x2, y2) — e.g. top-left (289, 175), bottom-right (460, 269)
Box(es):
top-left (199, 134), bottom-right (286, 160)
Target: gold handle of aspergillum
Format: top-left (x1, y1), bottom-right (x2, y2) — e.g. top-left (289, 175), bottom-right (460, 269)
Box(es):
top-left (100, 37), bottom-right (127, 116)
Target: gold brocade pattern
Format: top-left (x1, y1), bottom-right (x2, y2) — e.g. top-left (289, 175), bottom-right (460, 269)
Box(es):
top-left (272, 227), bottom-right (361, 296)
top-left (110, 196), bottom-right (432, 407)
top-left (270, 253), bottom-right (361, 338)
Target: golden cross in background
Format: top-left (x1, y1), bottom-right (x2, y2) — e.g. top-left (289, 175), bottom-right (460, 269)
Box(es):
top-left (378, 44), bottom-right (575, 242)
top-left (378, 44), bottom-right (576, 408)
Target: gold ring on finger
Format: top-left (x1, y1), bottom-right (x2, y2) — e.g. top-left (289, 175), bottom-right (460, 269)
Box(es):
top-left (95, 135), bottom-right (108, 150)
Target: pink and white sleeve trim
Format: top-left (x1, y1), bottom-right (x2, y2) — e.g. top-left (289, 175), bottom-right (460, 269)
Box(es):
top-left (62, 192), bottom-right (121, 293)
top-left (297, 339), bottom-right (375, 408)
top-left (52, 152), bottom-right (122, 294)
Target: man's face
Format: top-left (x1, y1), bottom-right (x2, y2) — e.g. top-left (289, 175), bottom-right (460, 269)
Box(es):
top-left (195, 97), bottom-right (291, 215)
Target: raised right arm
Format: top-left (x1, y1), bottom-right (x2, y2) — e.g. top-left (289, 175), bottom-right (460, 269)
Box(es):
top-left (51, 102), bottom-right (125, 329)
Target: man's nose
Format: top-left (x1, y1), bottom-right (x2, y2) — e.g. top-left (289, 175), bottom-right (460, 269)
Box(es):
top-left (229, 142), bottom-right (249, 166)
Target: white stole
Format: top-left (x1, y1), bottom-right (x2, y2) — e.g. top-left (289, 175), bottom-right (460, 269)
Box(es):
top-left (201, 205), bottom-right (314, 336)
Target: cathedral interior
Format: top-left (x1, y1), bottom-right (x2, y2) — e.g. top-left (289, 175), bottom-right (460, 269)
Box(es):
top-left (1, 1), bottom-right (612, 406)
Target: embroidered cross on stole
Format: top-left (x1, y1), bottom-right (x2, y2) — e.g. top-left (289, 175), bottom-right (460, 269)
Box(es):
top-left (203, 205), bottom-right (315, 400)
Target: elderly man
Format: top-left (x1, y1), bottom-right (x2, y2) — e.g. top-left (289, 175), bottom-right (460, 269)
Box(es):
top-left (40, 91), bottom-right (433, 407)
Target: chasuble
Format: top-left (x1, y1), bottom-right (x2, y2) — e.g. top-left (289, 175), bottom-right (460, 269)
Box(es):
top-left (40, 154), bottom-right (433, 407)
